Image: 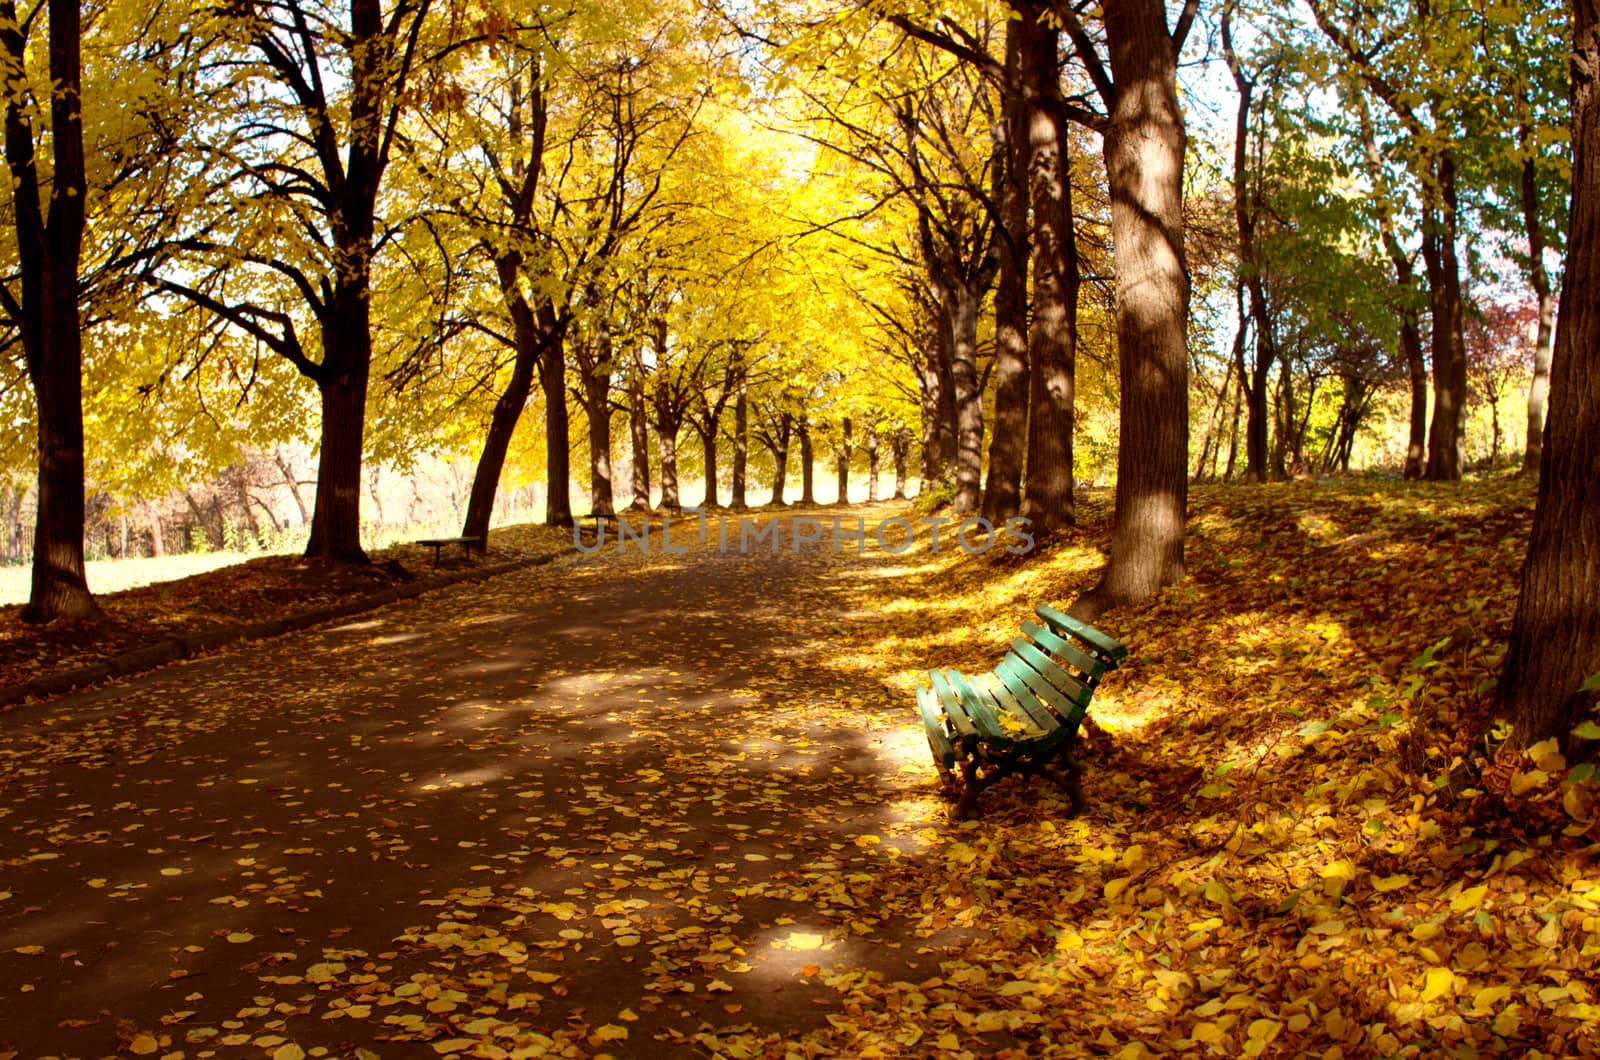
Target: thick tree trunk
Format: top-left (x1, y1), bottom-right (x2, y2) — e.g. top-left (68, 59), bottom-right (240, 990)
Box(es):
top-left (1074, 0), bottom-right (1190, 620)
top-left (575, 317), bottom-right (615, 517)
top-left (982, 17), bottom-right (1031, 525)
top-left (1020, 12), bottom-right (1078, 534)
top-left (731, 386), bottom-right (748, 509)
top-left (628, 362), bottom-right (651, 509)
top-left (1521, 143), bottom-right (1557, 476)
top-left (463, 287), bottom-right (541, 546)
top-left (1499, 1), bottom-right (1600, 748)
top-left (798, 420), bottom-right (817, 506)
top-left (305, 290), bottom-right (371, 562)
top-left (1421, 160), bottom-right (1469, 482)
top-left (539, 307), bottom-right (573, 527)
top-left (8, 0), bottom-right (97, 621)
top-left (947, 292), bottom-right (985, 514)
top-left (934, 310), bottom-right (959, 475)
top-left (698, 420), bottom-right (718, 509)
top-left (585, 383), bottom-right (614, 516)
top-left (657, 415), bottom-right (681, 510)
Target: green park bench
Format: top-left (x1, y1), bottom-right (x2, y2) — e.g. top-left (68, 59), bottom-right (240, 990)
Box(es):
top-left (915, 604), bottom-right (1127, 819)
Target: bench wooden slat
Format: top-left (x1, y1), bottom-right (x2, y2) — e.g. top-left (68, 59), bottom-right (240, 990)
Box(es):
top-left (986, 680), bottom-right (1063, 747)
top-left (928, 669), bottom-right (982, 749)
top-left (916, 685), bottom-right (956, 771)
top-left (949, 670), bottom-right (1047, 748)
top-left (1010, 645), bottom-right (1092, 732)
top-left (995, 651), bottom-right (1078, 723)
top-left (1020, 620), bottom-right (1106, 687)
top-left (1035, 604), bottom-right (1128, 666)
top-left (990, 661), bottom-right (1065, 741)
top-left (939, 669), bottom-right (1011, 748)
top-left (1009, 638), bottom-right (1092, 709)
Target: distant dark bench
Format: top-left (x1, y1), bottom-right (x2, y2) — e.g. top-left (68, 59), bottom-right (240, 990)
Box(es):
top-left (578, 512), bottom-right (618, 543)
top-left (916, 605), bottom-right (1127, 819)
top-left (415, 536), bottom-right (480, 564)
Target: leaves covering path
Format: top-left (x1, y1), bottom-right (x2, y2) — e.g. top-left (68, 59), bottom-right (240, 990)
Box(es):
top-left (2, 481), bottom-right (1597, 1059)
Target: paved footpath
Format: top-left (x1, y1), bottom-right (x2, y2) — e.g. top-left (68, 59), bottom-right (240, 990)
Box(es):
top-left (0, 516), bottom-right (954, 1059)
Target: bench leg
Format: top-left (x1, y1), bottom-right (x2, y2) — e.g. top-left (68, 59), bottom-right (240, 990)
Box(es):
top-left (1042, 755), bottom-right (1086, 817)
top-left (952, 756), bottom-right (983, 820)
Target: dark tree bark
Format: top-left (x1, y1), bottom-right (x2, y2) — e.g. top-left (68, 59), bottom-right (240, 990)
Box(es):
top-left (627, 360), bottom-right (652, 510)
top-left (1520, 129), bottom-right (1557, 476)
top-left (865, 424), bottom-right (880, 502)
top-left (653, 393), bottom-right (683, 512)
top-left (731, 385), bottom-right (748, 509)
top-left (761, 411), bottom-right (792, 506)
top-left (695, 415), bottom-right (719, 509)
top-left (3, 0), bottom-right (99, 621)
top-left (890, 428), bottom-right (910, 500)
top-left (798, 419), bottom-right (817, 506)
top-left (573, 304), bottom-right (615, 517)
top-left (1223, 5), bottom-right (1276, 484)
top-left (539, 303), bottom-right (574, 527)
top-left (464, 269), bottom-right (541, 545)
top-left (1067, 0), bottom-right (1193, 619)
top-left (835, 417), bottom-right (852, 505)
top-left (1499, 0), bottom-right (1600, 749)
top-left (919, 321), bottom-right (957, 482)
top-left (941, 285), bottom-right (988, 513)
top-left (982, 17), bottom-right (1031, 525)
top-left (1020, 8), bottom-right (1080, 534)
top-left (1420, 169), bottom-right (1469, 482)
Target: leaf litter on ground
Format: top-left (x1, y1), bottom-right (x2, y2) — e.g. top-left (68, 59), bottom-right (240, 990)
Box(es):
top-left (1, 481), bottom-right (1597, 1059)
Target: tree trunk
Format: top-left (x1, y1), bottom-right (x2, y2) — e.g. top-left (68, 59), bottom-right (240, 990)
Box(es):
top-left (628, 361), bottom-right (651, 509)
top-left (7, 0), bottom-right (98, 621)
top-left (539, 306), bottom-right (573, 527)
top-left (866, 425), bottom-right (880, 502)
top-left (891, 428), bottom-right (909, 500)
top-left (274, 449), bottom-right (310, 524)
top-left (835, 416), bottom-right (852, 505)
top-left (1074, 0), bottom-right (1190, 621)
top-left (585, 383), bottom-right (614, 516)
top-left (1499, 0), bottom-right (1600, 748)
top-left (1020, 10), bottom-right (1078, 535)
top-left (148, 503), bottom-right (165, 557)
top-left (982, 16), bottom-right (1031, 526)
top-left (931, 308), bottom-right (959, 478)
top-left (463, 288), bottom-right (542, 546)
top-left (731, 385), bottom-right (748, 508)
top-left (657, 413), bottom-right (681, 511)
top-left (770, 413), bottom-right (791, 506)
top-left (947, 291), bottom-right (985, 514)
top-left (1521, 140), bottom-right (1557, 476)
top-left (798, 419), bottom-right (816, 506)
top-left (1421, 159), bottom-right (1469, 482)
top-left (699, 418), bottom-right (719, 509)
top-left (304, 290), bottom-right (371, 562)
